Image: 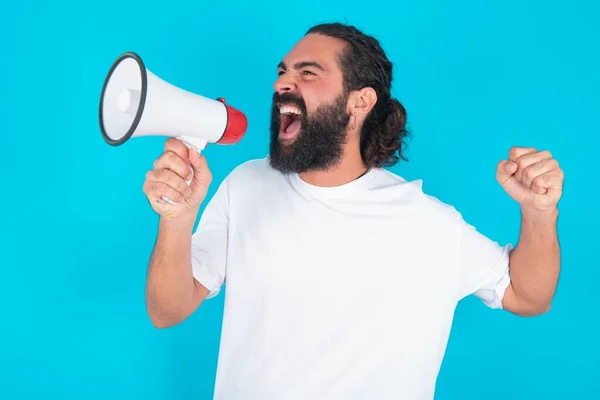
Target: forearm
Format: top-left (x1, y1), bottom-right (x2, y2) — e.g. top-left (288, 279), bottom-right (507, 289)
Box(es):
top-left (508, 207), bottom-right (561, 312)
top-left (146, 217), bottom-right (199, 327)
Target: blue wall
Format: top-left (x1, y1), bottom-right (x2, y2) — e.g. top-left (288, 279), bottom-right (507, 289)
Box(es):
top-left (1, 0), bottom-right (598, 398)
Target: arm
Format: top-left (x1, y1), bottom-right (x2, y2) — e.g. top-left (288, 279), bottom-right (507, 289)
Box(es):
top-left (496, 146), bottom-right (564, 316)
top-left (142, 138), bottom-right (217, 328)
top-left (146, 218), bottom-right (211, 328)
top-left (502, 207), bottom-right (560, 316)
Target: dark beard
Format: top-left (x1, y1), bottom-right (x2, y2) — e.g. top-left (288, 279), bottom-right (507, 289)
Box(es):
top-left (268, 91), bottom-right (351, 174)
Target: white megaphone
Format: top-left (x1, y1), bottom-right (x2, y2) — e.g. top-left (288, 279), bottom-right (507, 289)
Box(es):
top-left (98, 51), bottom-right (248, 204)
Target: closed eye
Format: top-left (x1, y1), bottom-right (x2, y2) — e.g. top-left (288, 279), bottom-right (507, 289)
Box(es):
top-left (276, 68), bottom-right (317, 79)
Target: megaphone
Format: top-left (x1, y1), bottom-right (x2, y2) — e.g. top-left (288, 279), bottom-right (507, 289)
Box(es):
top-left (98, 51), bottom-right (248, 204)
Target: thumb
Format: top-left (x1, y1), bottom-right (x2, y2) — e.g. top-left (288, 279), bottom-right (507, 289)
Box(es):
top-left (496, 160), bottom-right (518, 185)
top-left (188, 147), bottom-right (213, 200)
top-left (496, 159), bottom-right (529, 202)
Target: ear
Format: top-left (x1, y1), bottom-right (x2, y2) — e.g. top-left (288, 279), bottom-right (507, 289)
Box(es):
top-left (347, 87), bottom-right (378, 117)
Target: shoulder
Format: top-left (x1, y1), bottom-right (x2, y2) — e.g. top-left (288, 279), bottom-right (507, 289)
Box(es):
top-left (374, 168), bottom-right (461, 221)
top-left (217, 156), bottom-right (284, 195)
top-left (222, 156), bottom-right (279, 187)
top-left (227, 156), bottom-right (274, 179)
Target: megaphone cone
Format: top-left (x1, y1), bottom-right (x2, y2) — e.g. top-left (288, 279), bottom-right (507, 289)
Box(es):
top-left (99, 51), bottom-right (247, 152)
top-left (99, 51), bottom-right (248, 204)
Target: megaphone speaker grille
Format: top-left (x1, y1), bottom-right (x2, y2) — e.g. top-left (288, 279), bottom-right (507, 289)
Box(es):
top-left (99, 52), bottom-right (147, 146)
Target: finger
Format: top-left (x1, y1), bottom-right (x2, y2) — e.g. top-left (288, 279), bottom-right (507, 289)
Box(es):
top-left (515, 150), bottom-right (553, 169)
top-left (508, 146), bottom-right (537, 161)
top-left (154, 151), bottom-right (193, 181)
top-left (146, 169), bottom-right (192, 198)
top-left (189, 149), bottom-right (212, 188)
top-left (164, 138), bottom-right (190, 161)
top-left (532, 170), bottom-right (564, 193)
top-left (514, 150), bottom-right (553, 181)
top-left (531, 176), bottom-right (549, 194)
top-left (522, 158), bottom-right (559, 189)
top-left (496, 160), bottom-right (518, 184)
top-left (144, 180), bottom-right (186, 204)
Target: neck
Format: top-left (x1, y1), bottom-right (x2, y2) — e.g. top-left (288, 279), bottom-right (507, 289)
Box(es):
top-left (298, 139), bottom-right (369, 187)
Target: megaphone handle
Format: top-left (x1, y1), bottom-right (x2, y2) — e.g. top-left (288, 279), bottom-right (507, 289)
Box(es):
top-left (160, 136), bottom-right (207, 205)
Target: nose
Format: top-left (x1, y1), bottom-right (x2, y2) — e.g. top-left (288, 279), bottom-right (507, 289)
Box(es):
top-left (273, 72), bottom-right (297, 94)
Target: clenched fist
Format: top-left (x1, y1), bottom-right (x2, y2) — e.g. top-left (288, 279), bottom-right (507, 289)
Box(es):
top-left (143, 138), bottom-right (213, 220)
top-left (496, 147), bottom-right (564, 213)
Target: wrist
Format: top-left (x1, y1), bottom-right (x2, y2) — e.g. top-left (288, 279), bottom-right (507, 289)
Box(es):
top-left (520, 205), bottom-right (559, 224)
top-left (158, 215), bottom-right (196, 236)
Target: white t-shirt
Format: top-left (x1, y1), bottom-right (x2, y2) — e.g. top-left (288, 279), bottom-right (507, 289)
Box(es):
top-left (191, 157), bottom-right (512, 400)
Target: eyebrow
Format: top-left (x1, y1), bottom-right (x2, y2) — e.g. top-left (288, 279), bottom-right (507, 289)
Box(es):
top-left (277, 61), bottom-right (326, 72)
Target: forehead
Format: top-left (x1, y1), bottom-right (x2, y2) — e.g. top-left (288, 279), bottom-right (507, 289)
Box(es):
top-left (280, 33), bottom-right (347, 71)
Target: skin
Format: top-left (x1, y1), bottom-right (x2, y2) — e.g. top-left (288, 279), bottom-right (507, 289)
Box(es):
top-left (141, 33), bottom-right (564, 327)
top-left (273, 34), bottom-right (378, 186)
top-left (143, 142), bottom-right (212, 327)
top-left (497, 148), bottom-right (563, 316)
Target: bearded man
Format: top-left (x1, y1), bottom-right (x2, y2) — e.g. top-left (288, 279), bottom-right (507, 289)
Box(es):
top-left (142, 22), bottom-right (563, 400)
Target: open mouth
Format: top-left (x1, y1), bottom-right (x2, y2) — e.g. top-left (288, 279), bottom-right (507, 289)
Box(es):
top-left (278, 104), bottom-right (302, 141)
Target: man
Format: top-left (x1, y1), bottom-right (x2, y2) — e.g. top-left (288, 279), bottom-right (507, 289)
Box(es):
top-left (142, 23), bottom-right (563, 400)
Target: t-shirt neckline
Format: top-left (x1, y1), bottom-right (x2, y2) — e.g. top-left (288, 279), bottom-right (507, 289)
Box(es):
top-left (288, 167), bottom-right (378, 199)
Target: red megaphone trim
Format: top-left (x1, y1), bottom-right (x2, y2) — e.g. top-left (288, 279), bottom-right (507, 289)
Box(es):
top-left (216, 97), bottom-right (248, 145)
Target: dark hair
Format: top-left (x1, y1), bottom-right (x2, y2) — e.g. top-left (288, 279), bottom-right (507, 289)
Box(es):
top-left (305, 22), bottom-right (410, 168)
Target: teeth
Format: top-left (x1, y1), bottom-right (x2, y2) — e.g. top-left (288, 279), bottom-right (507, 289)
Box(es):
top-left (279, 105), bottom-right (301, 115)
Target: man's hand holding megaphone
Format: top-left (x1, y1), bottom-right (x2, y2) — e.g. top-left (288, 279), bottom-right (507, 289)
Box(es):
top-left (99, 51), bottom-right (247, 219)
top-left (143, 138), bottom-right (212, 220)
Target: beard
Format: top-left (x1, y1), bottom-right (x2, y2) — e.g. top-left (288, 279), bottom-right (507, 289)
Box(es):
top-left (268, 91), bottom-right (351, 174)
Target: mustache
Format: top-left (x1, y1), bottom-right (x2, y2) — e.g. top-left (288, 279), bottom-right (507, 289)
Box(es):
top-left (272, 92), bottom-right (307, 113)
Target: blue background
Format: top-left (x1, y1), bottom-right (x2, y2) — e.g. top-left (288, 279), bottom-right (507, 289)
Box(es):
top-left (1, 0), bottom-right (598, 399)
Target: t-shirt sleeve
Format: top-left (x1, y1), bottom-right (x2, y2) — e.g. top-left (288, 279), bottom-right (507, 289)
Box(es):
top-left (456, 213), bottom-right (513, 309)
top-left (190, 178), bottom-right (230, 300)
